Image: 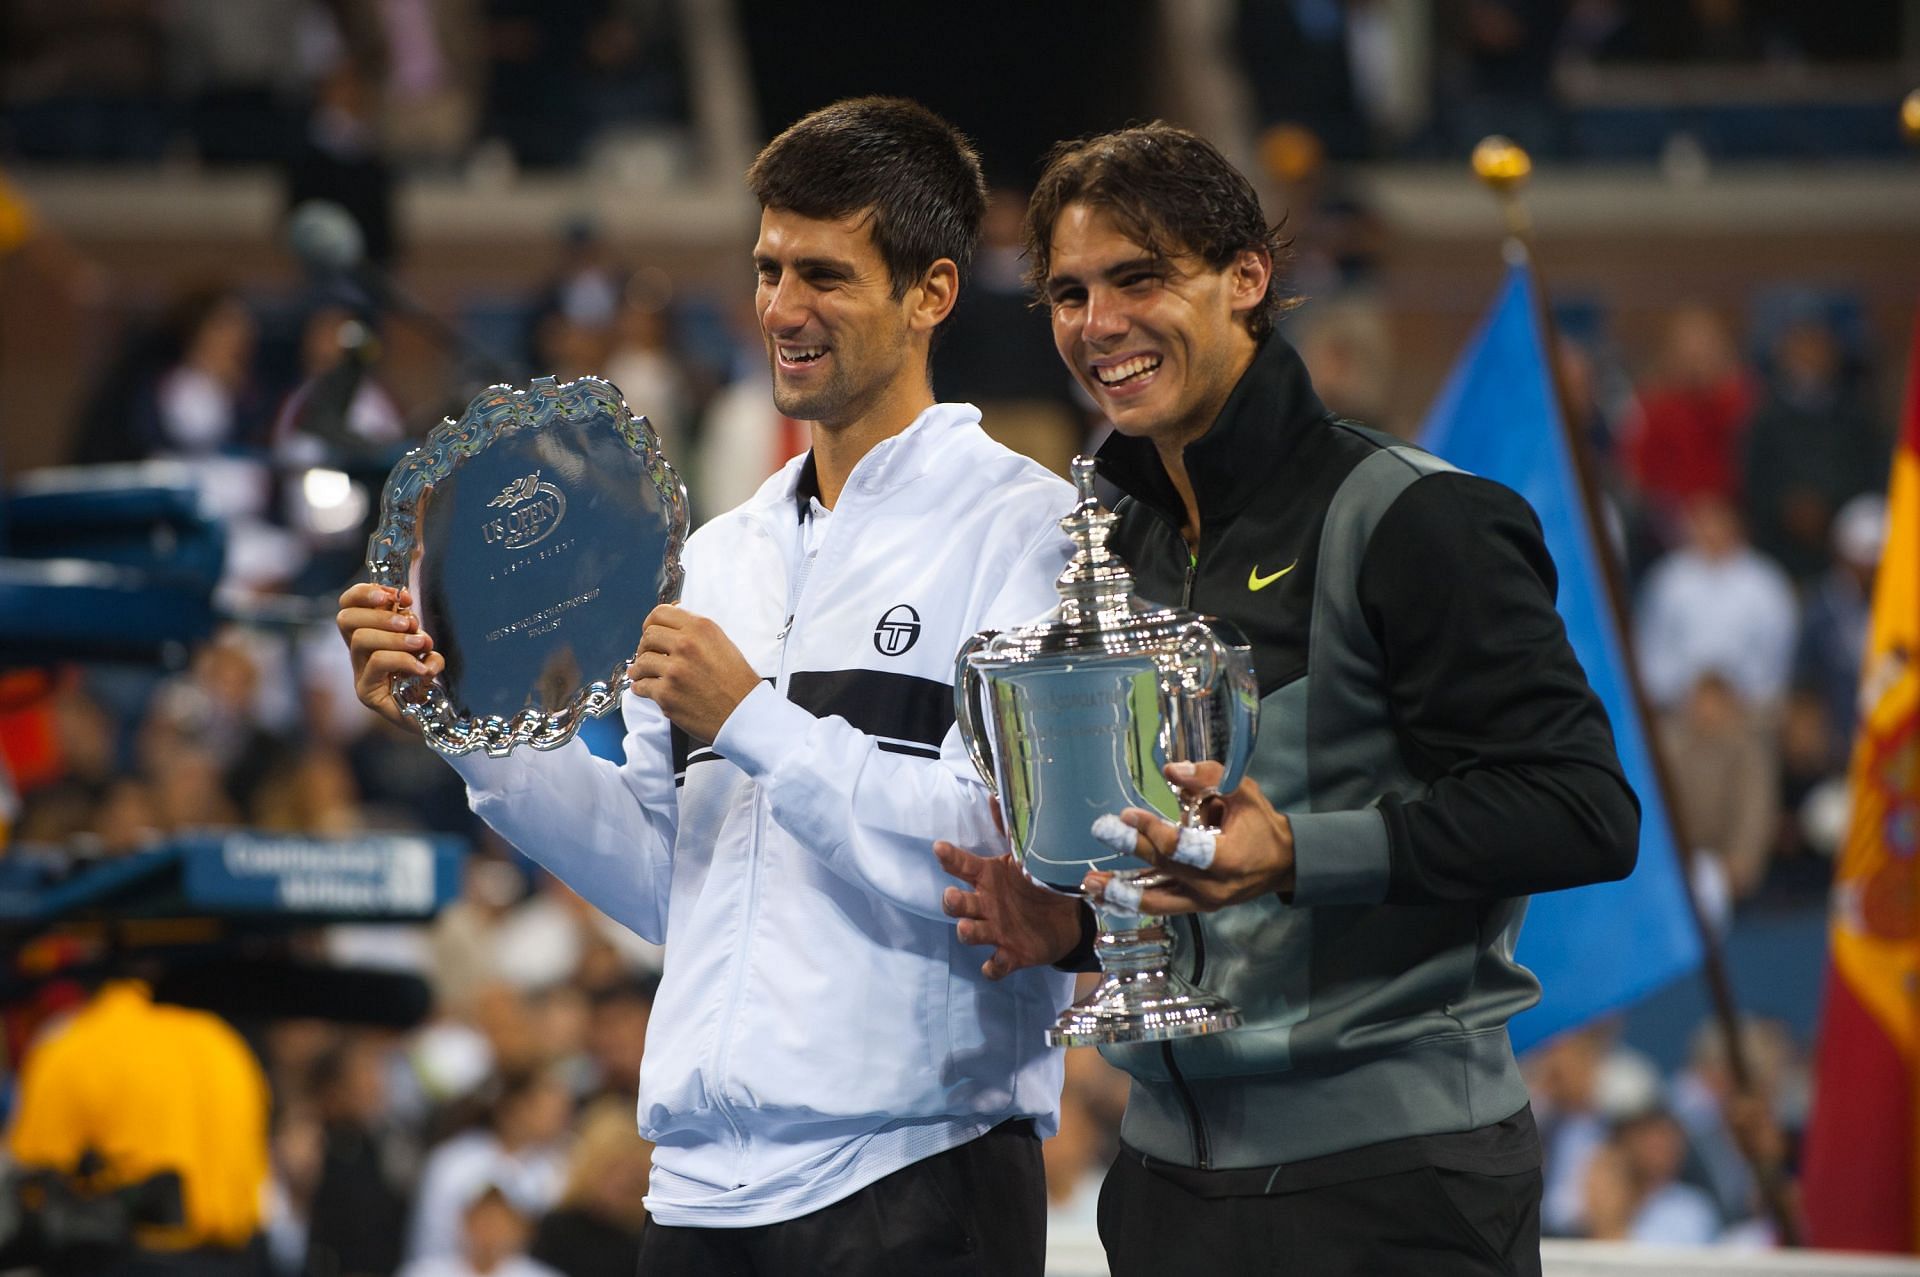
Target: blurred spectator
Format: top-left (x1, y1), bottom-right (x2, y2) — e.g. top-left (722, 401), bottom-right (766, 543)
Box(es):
top-left (1742, 309), bottom-right (1888, 581)
top-left (1556, 331), bottom-right (1638, 466)
top-left (406, 1067), bottom-right (572, 1263)
top-left (71, 283), bottom-right (261, 464)
top-left (251, 744), bottom-right (367, 836)
top-left (528, 219), bottom-right (623, 379)
top-left (332, 0), bottom-right (485, 171)
top-left (1529, 1020), bottom-right (1664, 1237)
top-left (147, 287), bottom-right (264, 460)
top-left (1670, 1017), bottom-right (1797, 1233)
top-left (1634, 494), bottom-right (1797, 713)
top-left (601, 270), bottom-right (692, 462)
top-left (401, 1184), bottom-right (561, 1277)
top-left (582, 976), bottom-right (655, 1108)
top-left (1659, 672), bottom-right (1778, 903)
top-left (141, 629), bottom-right (292, 795)
top-left (1793, 492), bottom-right (1887, 764)
top-left (266, 1098), bottom-right (326, 1276)
top-left (1258, 124), bottom-right (1387, 296)
top-left (285, 59), bottom-right (400, 271)
top-left (527, 1099), bottom-right (652, 1277)
top-left (1760, 689), bottom-right (1847, 904)
top-left (694, 295), bottom-right (807, 521)
top-left (306, 1032), bottom-right (417, 1277)
top-left (7, 978), bottom-right (272, 1274)
top-left (1620, 305), bottom-right (1755, 541)
top-left (1291, 295), bottom-right (1397, 432)
top-left (74, 285), bottom-right (314, 592)
top-left (431, 855), bottom-right (531, 1013)
top-left (935, 186), bottom-right (1082, 477)
top-left (1585, 1110), bottom-right (1721, 1244)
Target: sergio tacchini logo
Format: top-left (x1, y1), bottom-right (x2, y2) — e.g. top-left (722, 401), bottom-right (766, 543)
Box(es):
top-left (1248, 559), bottom-right (1298, 591)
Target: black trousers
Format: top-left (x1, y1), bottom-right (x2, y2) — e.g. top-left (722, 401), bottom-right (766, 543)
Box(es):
top-left (635, 1120), bottom-right (1045, 1277)
top-left (1099, 1147), bottom-right (1543, 1277)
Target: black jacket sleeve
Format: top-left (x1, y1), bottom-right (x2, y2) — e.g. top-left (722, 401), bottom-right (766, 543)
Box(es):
top-left (1355, 470), bottom-right (1640, 904)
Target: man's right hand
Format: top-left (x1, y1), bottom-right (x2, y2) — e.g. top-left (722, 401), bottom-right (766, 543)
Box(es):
top-left (935, 841), bottom-right (1086, 980)
top-left (336, 582), bottom-right (441, 730)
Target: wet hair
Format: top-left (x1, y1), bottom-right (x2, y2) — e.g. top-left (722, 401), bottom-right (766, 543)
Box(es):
top-left (1024, 123), bottom-right (1293, 341)
top-left (746, 96), bottom-right (987, 300)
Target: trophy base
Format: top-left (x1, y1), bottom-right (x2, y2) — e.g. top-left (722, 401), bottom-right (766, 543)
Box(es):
top-left (1047, 968), bottom-right (1243, 1046)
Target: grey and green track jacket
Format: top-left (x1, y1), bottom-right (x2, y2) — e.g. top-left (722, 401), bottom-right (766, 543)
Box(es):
top-left (1091, 336), bottom-right (1640, 1177)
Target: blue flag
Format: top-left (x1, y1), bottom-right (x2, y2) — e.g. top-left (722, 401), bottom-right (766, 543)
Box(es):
top-left (1419, 262), bottom-right (1702, 1052)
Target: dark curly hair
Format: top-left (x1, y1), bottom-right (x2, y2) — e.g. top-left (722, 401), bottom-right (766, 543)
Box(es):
top-left (747, 96), bottom-right (987, 302)
top-left (1024, 123), bottom-right (1293, 341)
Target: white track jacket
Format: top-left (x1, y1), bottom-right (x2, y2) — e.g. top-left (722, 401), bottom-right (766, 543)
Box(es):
top-left (447, 404), bottom-right (1077, 1227)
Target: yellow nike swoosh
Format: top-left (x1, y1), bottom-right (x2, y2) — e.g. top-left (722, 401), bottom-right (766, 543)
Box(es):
top-left (1248, 560), bottom-right (1298, 591)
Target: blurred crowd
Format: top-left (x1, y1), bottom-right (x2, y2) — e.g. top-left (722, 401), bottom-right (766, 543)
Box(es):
top-left (4, 1), bottom-right (1906, 180)
top-left (1, 0), bottom-right (690, 176)
top-left (1237, 0), bottom-right (1905, 164)
top-left (0, 1), bottom-right (1913, 1271)
top-left (1526, 1014), bottom-right (1804, 1248)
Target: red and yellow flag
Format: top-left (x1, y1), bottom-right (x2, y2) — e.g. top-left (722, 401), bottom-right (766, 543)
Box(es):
top-left (1804, 312), bottom-right (1920, 1250)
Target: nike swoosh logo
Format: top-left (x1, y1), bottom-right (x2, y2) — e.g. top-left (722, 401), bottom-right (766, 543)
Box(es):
top-left (1248, 560), bottom-right (1299, 591)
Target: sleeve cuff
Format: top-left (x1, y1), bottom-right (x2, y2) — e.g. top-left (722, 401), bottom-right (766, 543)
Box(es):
top-left (712, 680), bottom-right (814, 780)
top-left (1051, 901), bottom-right (1100, 974)
top-left (442, 736), bottom-right (575, 798)
top-left (1287, 808), bottom-right (1391, 906)
top-left (444, 745), bottom-right (525, 793)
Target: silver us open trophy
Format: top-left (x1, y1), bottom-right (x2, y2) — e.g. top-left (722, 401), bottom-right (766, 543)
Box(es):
top-left (366, 375), bottom-right (688, 756)
top-left (956, 457), bottom-right (1259, 1046)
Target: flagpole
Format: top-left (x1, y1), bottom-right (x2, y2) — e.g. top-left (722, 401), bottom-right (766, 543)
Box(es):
top-left (1469, 136), bottom-right (1803, 1246)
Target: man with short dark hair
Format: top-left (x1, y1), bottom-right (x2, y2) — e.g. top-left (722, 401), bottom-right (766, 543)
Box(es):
top-left (939, 123), bottom-right (1640, 1275)
top-left (341, 98), bottom-right (1074, 1275)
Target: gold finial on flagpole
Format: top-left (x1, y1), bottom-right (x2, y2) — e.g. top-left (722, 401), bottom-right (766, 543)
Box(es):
top-left (1471, 135), bottom-right (1531, 192)
top-left (1902, 89), bottom-right (1920, 146)
top-left (1472, 135), bottom-right (1533, 244)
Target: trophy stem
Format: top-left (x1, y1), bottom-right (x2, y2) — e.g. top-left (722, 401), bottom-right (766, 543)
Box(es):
top-left (1045, 875), bottom-right (1243, 1047)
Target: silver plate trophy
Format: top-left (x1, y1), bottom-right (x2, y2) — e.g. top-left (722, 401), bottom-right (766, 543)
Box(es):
top-left (366, 376), bottom-right (688, 756)
top-left (957, 457), bottom-right (1259, 1046)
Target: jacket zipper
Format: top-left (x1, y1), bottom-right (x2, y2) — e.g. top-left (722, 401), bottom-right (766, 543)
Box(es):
top-left (1162, 548), bottom-right (1212, 1169)
top-left (710, 516), bottom-right (820, 1184)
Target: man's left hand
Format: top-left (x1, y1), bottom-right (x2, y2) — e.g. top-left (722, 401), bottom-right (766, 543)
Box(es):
top-left (1084, 761), bottom-right (1297, 914)
top-left (936, 841), bottom-right (1086, 979)
top-left (629, 604), bottom-right (760, 742)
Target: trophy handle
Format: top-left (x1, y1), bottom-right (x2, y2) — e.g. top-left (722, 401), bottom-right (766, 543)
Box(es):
top-left (1175, 619), bottom-right (1261, 826)
top-left (953, 631), bottom-right (1000, 797)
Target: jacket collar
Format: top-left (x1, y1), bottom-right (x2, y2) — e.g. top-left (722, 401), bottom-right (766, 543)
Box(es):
top-left (759, 402), bottom-right (985, 521)
top-left (1094, 336), bottom-right (1329, 530)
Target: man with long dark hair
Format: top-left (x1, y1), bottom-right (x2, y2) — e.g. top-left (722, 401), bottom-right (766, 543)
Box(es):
top-left (940, 123), bottom-right (1640, 1275)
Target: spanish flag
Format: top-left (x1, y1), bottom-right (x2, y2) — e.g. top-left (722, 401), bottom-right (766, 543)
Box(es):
top-left (1803, 312), bottom-right (1920, 1250)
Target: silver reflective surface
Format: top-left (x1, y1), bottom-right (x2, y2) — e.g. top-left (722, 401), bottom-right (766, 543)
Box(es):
top-left (986, 656), bottom-right (1187, 892)
top-left (366, 376), bottom-right (688, 756)
top-left (956, 456), bottom-right (1258, 1045)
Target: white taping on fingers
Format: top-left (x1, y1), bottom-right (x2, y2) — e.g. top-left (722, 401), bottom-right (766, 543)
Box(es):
top-left (1090, 813), bottom-right (1136, 855)
top-left (1172, 825), bottom-right (1218, 870)
top-left (1098, 874), bottom-right (1144, 916)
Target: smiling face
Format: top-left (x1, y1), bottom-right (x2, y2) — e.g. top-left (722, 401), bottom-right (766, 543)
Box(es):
top-left (753, 205), bottom-right (933, 433)
top-left (1043, 202), bottom-right (1269, 452)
